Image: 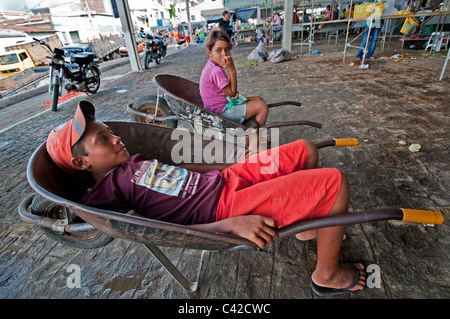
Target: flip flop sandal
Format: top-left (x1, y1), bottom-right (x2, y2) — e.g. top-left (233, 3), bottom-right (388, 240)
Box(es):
top-left (310, 263), bottom-right (364, 296)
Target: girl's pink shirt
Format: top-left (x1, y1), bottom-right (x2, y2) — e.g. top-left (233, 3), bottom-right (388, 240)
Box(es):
top-left (199, 59), bottom-right (229, 114)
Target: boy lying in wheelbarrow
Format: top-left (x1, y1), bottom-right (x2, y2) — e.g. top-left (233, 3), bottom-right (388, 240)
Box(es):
top-left (46, 100), bottom-right (366, 296)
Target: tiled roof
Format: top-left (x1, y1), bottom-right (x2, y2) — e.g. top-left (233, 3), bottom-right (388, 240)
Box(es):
top-left (0, 24), bottom-right (54, 33)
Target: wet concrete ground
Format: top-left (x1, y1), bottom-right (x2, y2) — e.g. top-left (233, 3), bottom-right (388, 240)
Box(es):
top-left (0, 35), bottom-right (448, 301)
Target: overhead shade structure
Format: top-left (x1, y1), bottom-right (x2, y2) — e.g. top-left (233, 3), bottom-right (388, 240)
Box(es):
top-left (234, 7), bottom-right (258, 22)
top-left (201, 8), bottom-right (226, 18)
top-left (224, 0), bottom-right (272, 8)
top-left (201, 7), bottom-right (226, 25)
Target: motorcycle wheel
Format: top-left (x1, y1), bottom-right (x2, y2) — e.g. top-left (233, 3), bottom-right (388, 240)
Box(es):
top-left (30, 194), bottom-right (114, 249)
top-left (48, 66), bottom-right (53, 94)
top-left (85, 65), bottom-right (101, 94)
top-left (144, 51), bottom-right (152, 69)
top-left (131, 95), bottom-right (176, 128)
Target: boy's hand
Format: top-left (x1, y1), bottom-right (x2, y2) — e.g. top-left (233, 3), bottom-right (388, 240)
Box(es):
top-left (228, 215), bottom-right (279, 249)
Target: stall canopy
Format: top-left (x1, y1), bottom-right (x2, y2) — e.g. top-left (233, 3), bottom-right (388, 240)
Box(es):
top-left (224, 0), bottom-right (271, 9)
top-left (201, 7), bottom-right (225, 18)
top-left (235, 7), bottom-right (258, 22)
top-left (224, 0), bottom-right (344, 9)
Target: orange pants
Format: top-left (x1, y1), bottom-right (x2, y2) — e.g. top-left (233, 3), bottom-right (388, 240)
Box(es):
top-left (215, 140), bottom-right (341, 227)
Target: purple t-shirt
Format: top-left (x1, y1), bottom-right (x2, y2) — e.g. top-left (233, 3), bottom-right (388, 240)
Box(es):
top-left (80, 154), bottom-right (225, 225)
top-left (199, 59), bottom-right (229, 114)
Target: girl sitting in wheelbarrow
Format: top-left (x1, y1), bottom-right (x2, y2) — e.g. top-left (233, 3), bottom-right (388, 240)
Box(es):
top-left (199, 29), bottom-right (269, 127)
top-left (45, 100), bottom-right (366, 296)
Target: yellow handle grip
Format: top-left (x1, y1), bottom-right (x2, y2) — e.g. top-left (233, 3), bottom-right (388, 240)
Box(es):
top-left (334, 138), bottom-right (359, 147)
top-left (401, 209), bottom-right (445, 225)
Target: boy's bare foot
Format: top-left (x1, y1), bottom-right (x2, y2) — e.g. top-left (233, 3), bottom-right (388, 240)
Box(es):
top-left (295, 230), bottom-right (346, 241)
top-left (310, 263), bottom-right (366, 296)
top-left (295, 230), bottom-right (316, 241)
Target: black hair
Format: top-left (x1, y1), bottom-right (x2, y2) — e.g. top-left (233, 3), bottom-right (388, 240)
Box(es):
top-left (205, 28), bottom-right (232, 52)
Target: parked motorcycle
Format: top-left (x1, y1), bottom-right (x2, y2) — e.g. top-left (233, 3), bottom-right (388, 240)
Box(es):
top-left (143, 35), bottom-right (167, 69)
top-left (33, 38), bottom-right (101, 111)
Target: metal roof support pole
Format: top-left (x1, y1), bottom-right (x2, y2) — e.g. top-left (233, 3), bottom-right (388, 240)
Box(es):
top-left (343, 0), bottom-right (353, 62)
top-left (439, 47), bottom-right (449, 81)
top-left (185, 0), bottom-right (192, 41)
top-left (282, 0), bottom-right (294, 52)
top-left (115, 0), bottom-right (142, 71)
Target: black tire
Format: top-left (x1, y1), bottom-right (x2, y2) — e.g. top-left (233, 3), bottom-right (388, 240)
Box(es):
top-left (51, 81), bottom-right (59, 111)
top-left (85, 65), bottom-right (100, 94)
top-left (131, 95), bottom-right (176, 128)
top-left (30, 194), bottom-right (114, 249)
top-left (144, 51), bottom-right (151, 69)
top-left (48, 66), bottom-right (54, 94)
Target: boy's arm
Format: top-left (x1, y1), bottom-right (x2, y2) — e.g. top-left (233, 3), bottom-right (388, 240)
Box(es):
top-left (190, 215), bottom-right (279, 249)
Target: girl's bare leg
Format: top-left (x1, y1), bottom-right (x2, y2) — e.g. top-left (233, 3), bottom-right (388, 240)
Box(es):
top-left (245, 96), bottom-right (268, 127)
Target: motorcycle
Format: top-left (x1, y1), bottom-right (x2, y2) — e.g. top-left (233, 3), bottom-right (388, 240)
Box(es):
top-left (143, 34), bottom-right (167, 69)
top-left (33, 38), bottom-right (101, 111)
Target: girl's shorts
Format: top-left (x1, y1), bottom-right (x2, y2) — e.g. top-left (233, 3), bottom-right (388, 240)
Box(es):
top-left (215, 140), bottom-right (342, 227)
top-left (220, 103), bottom-right (246, 124)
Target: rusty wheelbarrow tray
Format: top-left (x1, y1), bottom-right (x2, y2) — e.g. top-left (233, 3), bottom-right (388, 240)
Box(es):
top-left (127, 73), bottom-right (322, 140)
top-left (18, 122), bottom-right (444, 292)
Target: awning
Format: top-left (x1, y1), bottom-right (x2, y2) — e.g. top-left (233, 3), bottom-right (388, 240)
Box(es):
top-left (235, 7), bottom-right (258, 22)
top-left (223, 0), bottom-right (340, 9)
top-left (205, 16), bottom-right (223, 24)
top-left (201, 8), bottom-right (226, 18)
top-left (224, 0), bottom-right (271, 9)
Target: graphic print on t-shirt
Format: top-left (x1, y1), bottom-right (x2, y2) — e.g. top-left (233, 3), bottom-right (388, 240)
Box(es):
top-left (131, 160), bottom-right (187, 197)
top-left (131, 160), bottom-right (202, 199)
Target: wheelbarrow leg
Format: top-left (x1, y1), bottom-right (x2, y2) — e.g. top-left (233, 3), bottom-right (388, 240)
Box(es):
top-left (144, 244), bottom-right (206, 292)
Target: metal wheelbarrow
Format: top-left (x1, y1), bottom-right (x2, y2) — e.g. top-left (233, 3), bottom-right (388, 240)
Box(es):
top-left (126, 73), bottom-right (322, 142)
top-left (18, 121), bottom-right (444, 292)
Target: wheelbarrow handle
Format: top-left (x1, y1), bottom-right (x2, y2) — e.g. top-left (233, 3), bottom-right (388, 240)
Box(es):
top-left (267, 101), bottom-right (302, 108)
top-left (261, 120), bottom-right (322, 129)
top-left (401, 208), bottom-right (445, 224)
top-left (315, 138), bottom-right (359, 149)
top-left (277, 208), bottom-right (444, 239)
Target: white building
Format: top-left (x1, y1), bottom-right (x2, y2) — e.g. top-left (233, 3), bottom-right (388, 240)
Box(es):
top-left (48, 0), bottom-right (122, 44)
top-left (171, 0), bottom-right (223, 25)
top-left (128, 0), bottom-right (224, 32)
top-left (1, 0), bottom-right (225, 47)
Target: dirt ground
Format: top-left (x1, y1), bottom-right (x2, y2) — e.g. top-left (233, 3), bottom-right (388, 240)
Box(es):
top-left (0, 33), bottom-right (448, 301)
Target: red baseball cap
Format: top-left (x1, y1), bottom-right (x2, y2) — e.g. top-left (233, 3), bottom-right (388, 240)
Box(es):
top-left (46, 100), bottom-right (95, 172)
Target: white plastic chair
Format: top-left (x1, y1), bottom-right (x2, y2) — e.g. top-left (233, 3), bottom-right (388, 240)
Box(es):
top-left (425, 32), bottom-right (450, 52)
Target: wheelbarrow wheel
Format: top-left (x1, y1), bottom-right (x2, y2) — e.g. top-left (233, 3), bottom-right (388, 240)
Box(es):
top-left (30, 194), bottom-right (114, 249)
top-left (131, 95), bottom-right (177, 128)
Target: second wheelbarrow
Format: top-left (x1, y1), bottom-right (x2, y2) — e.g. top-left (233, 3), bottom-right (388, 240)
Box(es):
top-left (127, 73), bottom-right (322, 141)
